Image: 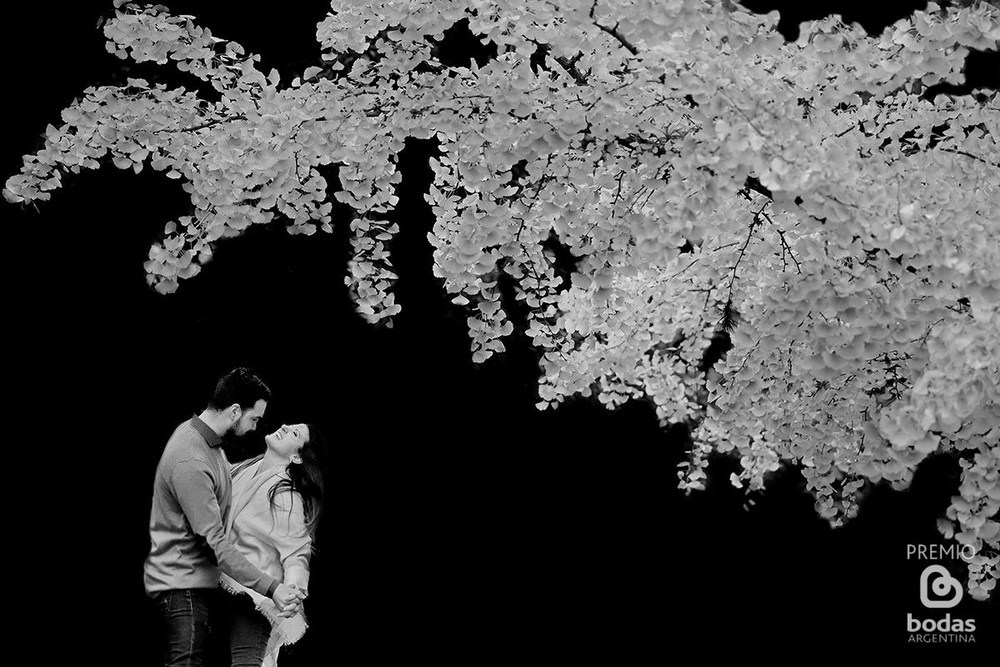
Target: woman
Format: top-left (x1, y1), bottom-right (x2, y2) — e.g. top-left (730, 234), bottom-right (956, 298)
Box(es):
top-left (221, 422), bottom-right (328, 667)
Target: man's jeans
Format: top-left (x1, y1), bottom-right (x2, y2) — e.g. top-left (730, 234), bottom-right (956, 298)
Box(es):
top-left (225, 590), bottom-right (272, 667)
top-left (152, 588), bottom-right (219, 667)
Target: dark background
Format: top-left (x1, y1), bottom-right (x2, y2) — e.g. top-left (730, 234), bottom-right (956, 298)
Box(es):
top-left (3, 1), bottom-right (997, 662)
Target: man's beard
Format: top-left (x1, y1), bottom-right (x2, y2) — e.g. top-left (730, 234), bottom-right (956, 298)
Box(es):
top-left (223, 425), bottom-right (258, 461)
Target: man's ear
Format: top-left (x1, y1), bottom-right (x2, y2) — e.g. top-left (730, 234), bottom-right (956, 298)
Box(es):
top-left (228, 403), bottom-right (242, 422)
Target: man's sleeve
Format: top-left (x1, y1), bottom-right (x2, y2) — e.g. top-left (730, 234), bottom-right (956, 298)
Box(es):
top-left (171, 460), bottom-right (279, 598)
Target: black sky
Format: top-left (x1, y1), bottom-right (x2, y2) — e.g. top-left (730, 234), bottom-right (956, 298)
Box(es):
top-left (3, 1), bottom-right (997, 663)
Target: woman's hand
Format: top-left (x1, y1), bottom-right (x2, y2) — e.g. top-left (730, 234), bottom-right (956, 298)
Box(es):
top-left (271, 582), bottom-right (305, 617)
top-left (288, 583), bottom-right (307, 600)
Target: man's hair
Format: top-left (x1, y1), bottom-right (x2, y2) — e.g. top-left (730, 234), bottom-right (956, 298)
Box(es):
top-left (207, 367), bottom-right (271, 411)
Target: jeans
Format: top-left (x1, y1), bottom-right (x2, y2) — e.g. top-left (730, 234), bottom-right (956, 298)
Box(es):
top-left (226, 591), bottom-right (271, 667)
top-left (152, 588), bottom-right (219, 667)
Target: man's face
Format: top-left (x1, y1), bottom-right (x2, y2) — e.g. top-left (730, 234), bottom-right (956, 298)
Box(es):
top-left (232, 399), bottom-right (267, 437)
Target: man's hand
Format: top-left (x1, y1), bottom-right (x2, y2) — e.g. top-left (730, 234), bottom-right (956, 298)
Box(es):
top-left (271, 583), bottom-right (305, 617)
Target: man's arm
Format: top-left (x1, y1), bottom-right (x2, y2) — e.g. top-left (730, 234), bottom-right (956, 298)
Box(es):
top-left (171, 460), bottom-right (280, 598)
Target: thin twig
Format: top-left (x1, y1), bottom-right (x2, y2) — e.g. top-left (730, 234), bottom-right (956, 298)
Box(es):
top-left (761, 211), bottom-right (801, 274)
top-left (940, 147), bottom-right (1000, 168)
top-left (725, 205), bottom-right (764, 303)
top-left (156, 114), bottom-right (246, 134)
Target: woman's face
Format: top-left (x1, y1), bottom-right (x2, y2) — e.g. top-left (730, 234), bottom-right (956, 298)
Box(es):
top-left (264, 423), bottom-right (310, 462)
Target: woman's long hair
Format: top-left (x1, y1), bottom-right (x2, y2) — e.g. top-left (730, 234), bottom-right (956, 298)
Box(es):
top-left (267, 423), bottom-right (329, 539)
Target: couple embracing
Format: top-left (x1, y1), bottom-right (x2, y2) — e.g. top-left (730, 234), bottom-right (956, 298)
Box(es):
top-left (144, 368), bottom-right (329, 666)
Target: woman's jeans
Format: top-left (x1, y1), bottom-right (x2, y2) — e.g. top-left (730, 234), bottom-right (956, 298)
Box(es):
top-left (225, 591), bottom-right (271, 667)
top-left (152, 588), bottom-right (219, 667)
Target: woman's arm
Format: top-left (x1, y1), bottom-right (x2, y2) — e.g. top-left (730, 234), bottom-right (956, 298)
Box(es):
top-left (272, 488), bottom-right (313, 592)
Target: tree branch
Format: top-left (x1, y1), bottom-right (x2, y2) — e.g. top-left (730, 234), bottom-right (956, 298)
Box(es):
top-left (529, 39), bottom-right (589, 85)
top-left (554, 54), bottom-right (589, 85)
top-left (593, 22), bottom-right (639, 55)
top-left (589, 0), bottom-right (639, 55)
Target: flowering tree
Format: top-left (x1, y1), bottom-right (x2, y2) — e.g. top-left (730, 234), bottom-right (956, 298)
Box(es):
top-left (6, 0), bottom-right (999, 599)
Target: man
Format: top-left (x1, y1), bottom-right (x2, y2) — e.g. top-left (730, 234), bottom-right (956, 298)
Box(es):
top-left (145, 368), bottom-right (303, 666)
